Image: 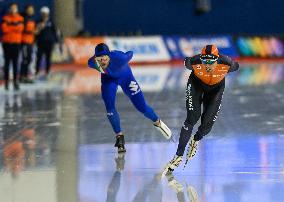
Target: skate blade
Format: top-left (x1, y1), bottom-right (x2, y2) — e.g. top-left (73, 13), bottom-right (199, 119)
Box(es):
top-left (118, 147), bottom-right (126, 153)
top-left (187, 185), bottom-right (198, 202)
top-left (154, 120), bottom-right (172, 140)
top-left (183, 159), bottom-right (190, 170)
top-left (161, 166), bottom-right (173, 178)
top-left (161, 169), bottom-right (169, 178)
top-left (155, 125), bottom-right (172, 139)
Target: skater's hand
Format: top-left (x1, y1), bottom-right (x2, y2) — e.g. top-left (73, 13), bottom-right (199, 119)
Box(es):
top-left (184, 57), bottom-right (193, 70)
top-left (95, 55), bottom-right (110, 69)
top-left (88, 56), bottom-right (102, 72)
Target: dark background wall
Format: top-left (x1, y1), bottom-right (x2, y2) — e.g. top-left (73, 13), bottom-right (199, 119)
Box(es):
top-left (0, 0), bottom-right (53, 20)
top-left (1, 0), bottom-right (284, 36)
top-left (83, 0), bottom-right (284, 35)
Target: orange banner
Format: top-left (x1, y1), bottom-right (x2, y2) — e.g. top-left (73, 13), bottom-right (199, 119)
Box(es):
top-left (65, 37), bottom-right (105, 65)
top-left (65, 68), bottom-right (101, 95)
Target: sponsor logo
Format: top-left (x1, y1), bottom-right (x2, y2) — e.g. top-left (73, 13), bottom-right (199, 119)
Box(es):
top-left (164, 36), bottom-right (239, 59)
top-left (107, 37), bottom-right (170, 62)
top-left (65, 37), bottom-right (105, 65)
top-left (213, 93), bottom-right (224, 122)
top-left (188, 37), bottom-right (231, 52)
top-left (129, 81), bottom-right (141, 95)
top-left (212, 74), bottom-right (225, 78)
top-left (179, 38), bottom-right (194, 56)
top-left (183, 124), bottom-right (189, 131)
top-left (185, 84), bottom-right (194, 110)
top-left (218, 66), bottom-right (228, 72)
top-left (113, 41), bottom-right (160, 54)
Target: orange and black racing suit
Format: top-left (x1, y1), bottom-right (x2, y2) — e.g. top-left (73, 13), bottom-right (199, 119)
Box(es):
top-left (176, 54), bottom-right (239, 156)
top-left (1, 13), bottom-right (24, 86)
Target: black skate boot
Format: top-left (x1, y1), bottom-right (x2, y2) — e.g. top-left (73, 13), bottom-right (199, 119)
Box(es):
top-left (162, 155), bottom-right (183, 177)
top-left (114, 135), bottom-right (126, 153)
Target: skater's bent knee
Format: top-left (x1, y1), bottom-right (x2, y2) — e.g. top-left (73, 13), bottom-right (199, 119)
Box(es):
top-left (195, 127), bottom-right (212, 141)
top-left (199, 126), bottom-right (212, 135)
top-left (184, 116), bottom-right (199, 126)
top-left (183, 120), bottom-right (195, 129)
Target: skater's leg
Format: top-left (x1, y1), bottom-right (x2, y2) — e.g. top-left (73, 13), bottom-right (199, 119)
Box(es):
top-left (176, 76), bottom-right (202, 156)
top-left (183, 82), bottom-right (225, 165)
top-left (120, 74), bottom-right (158, 122)
top-left (101, 75), bottom-right (126, 152)
top-left (194, 83), bottom-right (225, 141)
top-left (120, 72), bottom-right (172, 139)
top-left (101, 75), bottom-right (121, 134)
top-left (163, 76), bottom-right (203, 174)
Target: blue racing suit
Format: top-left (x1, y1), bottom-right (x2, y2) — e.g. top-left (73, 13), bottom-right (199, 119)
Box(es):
top-left (88, 50), bottom-right (159, 134)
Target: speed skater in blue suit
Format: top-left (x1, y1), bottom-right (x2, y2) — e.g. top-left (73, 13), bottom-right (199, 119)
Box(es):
top-left (88, 43), bottom-right (172, 153)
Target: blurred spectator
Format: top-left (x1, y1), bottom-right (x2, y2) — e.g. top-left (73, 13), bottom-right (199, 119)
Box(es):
top-left (3, 140), bottom-right (25, 178)
top-left (1, 3), bottom-right (24, 90)
top-left (2, 120), bottom-right (36, 178)
top-left (20, 4), bottom-right (36, 83)
top-left (195, 0), bottom-right (211, 14)
top-left (2, 94), bottom-right (37, 178)
top-left (35, 6), bottom-right (58, 76)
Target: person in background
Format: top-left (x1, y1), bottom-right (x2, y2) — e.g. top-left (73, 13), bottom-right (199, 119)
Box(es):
top-left (20, 4), bottom-right (36, 83)
top-left (2, 95), bottom-right (36, 178)
top-left (35, 6), bottom-right (58, 76)
top-left (1, 3), bottom-right (24, 90)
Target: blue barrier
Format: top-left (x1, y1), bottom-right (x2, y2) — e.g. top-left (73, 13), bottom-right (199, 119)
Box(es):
top-left (163, 36), bottom-right (239, 59)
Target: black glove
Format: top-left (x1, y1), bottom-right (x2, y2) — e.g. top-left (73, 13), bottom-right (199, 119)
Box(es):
top-left (184, 57), bottom-right (192, 70)
top-left (229, 61), bottom-right (239, 72)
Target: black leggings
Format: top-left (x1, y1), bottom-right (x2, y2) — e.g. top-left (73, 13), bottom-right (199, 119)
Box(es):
top-left (20, 44), bottom-right (33, 78)
top-left (2, 43), bottom-right (20, 83)
top-left (36, 44), bottom-right (53, 75)
top-left (176, 74), bottom-right (225, 156)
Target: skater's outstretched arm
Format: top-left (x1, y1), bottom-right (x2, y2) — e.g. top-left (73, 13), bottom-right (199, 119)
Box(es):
top-left (111, 50), bottom-right (133, 67)
top-left (229, 60), bottom-right (239, 72)
top-left (88, 51), bottom-right (133, 76)
top-left (219, 54), bottom-right (239, 72)
top-left (88, 56), bottom-right (105, 73)
top-left (184, 55), bottom-right (201, 71)
top-left (184, 57), bottom-right (193, 70)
